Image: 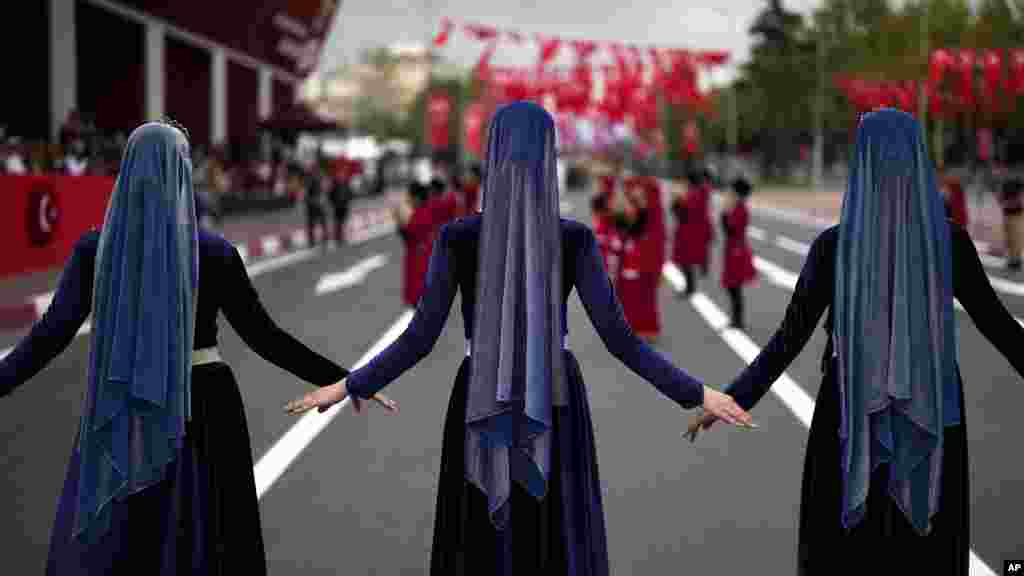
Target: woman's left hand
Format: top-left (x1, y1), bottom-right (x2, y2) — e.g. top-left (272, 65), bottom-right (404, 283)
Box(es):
top-left (286, 381), bottom-right (349, 415)
top-left (284, 380), bottom-right (398, 416)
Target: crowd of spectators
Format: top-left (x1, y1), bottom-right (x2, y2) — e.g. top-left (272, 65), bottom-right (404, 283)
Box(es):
top-left (1, 110), bottom-right (305, 204)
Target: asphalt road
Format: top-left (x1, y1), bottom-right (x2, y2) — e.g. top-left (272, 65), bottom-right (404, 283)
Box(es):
top-left (1, 187), bottom-right (1020, 574)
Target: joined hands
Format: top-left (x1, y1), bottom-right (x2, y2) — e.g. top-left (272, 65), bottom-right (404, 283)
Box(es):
top-left (685, 387), bottom-right (758, 442)
top-left (284, 379), bottom-right (398, 416)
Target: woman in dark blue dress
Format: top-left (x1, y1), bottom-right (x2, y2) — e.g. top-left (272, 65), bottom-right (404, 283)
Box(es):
top-left (0, 121), bottom-right (394, 575)
top-left (688, 109), bottom-right (1024, 574)
top-left (286, 102), bottom-right (754, 575)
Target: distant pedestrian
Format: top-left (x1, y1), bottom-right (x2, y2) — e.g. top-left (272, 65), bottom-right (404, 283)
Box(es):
top-left (999, 177), bottom-right (1023, 271)
top-left (720, 176), bottom-right (757, 329)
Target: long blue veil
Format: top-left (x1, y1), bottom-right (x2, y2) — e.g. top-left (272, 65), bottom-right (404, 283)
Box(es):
top-left (74, 122), bottom-right (198, 544)
top-left (834, 108), bottom-right (958, 535)
top-left (465, 102), bottom-right (564, 530)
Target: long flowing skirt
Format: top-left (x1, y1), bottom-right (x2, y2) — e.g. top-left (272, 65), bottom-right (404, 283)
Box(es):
top-left (798, 360), bottom-right (969, 574)
top-left (46, 363), bottom-right (266, 576)
top-left (430, 352), bottom-right (609, 576)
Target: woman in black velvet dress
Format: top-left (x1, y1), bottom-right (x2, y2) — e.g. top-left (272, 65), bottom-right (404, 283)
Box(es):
top-left (688, 109), bottom-right (1024, 574)
top-left (0, 121), bottom-right (394, 575)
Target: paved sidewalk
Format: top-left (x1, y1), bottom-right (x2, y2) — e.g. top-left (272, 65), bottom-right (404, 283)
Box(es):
top-left (0, 194), bottom-right (398, 333)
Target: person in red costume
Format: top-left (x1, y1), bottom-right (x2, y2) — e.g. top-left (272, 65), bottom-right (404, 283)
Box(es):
top-left (613, 175), bottom-right (666, 342)
top-left (591, 157), bottom-right (626, 281)
top-left (720, 176), bottom-right (758, 329)
top-left (672, 169), bottom-right (714, 296)
top-left (940, 174), bottom-right (968, 229)
top-left (455, 164), bottom-right (482, 218)
top-left (394, 181), bottom-right (435, 307)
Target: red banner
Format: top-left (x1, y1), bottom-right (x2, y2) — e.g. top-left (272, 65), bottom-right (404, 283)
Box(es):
top-left (1011, 49), bottom-right (1024, 94)
top-left (956, 49), bottom-right (976, 109)
top-left (463, 101), bottom-right (486, 156)
top-left (433, 17), bottom-right (453, 47)
top-left (0, 176), bottom-right (115, 278)
top-left (427, 92), bottom-right (452, 150)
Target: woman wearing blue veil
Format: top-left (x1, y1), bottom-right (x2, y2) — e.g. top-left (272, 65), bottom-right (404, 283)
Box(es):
top-left (286, 101), bottom-right (753, 574)
top-left (688, 109), bottom-right (1024, 572)
top-left (0, 120), bottom-right (394, 575)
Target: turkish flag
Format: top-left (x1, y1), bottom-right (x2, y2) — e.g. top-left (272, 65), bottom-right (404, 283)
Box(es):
top-left (433, 18), bottom-right (453, 47)
top-left (463, 101), bottom-right (486, 156)
top-left (537, 35), bottom-right (562, 66)
top-left (1011, 49), bottom-right (1024, 94)
top-left (428, 92), bottom-right (451, 149)
top-left (956, 49), bottom-right (976, 109)
top-left (982, 50), bottom-right (1004, 112)
top-left (464, 23), bottom-right (498, 42)
top-left (929, 49), bottom-right (954, 86)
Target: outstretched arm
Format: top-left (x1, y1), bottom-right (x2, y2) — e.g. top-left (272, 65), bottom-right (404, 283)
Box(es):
top-left (723, 227), bottom-right (834, 410)
top-left (0, 235), bottom-right (95, 397)
top-left (344, 224), bottom-right (459, 400)
top-left (951, 225), bottom-right (1024, 376)
top-left (220, 244), bottom-right (349, 387)
top-left (574, 227), bottom-right (704, 409)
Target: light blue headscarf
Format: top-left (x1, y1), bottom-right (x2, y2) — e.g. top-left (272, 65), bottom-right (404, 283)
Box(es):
top-left (465, 102), bottom-right (564, 530)
top-left (834, 108), bottom-right (958, 536)
top-left (74, 122), bottom-right (198, 544)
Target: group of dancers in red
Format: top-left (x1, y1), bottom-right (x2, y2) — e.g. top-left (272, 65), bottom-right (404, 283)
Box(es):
top-left (397, 157), bottom-right (758, 333)
top-left (394, 164), bottom-right (482, 307)
top-left (591, 158), bottom-right (758, 335)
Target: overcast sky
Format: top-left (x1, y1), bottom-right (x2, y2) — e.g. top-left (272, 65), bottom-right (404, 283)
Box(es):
top-left (316, 0), bottom-right (830, 88)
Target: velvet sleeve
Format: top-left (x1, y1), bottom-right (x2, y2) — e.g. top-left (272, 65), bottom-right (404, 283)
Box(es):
top-left (724, 227), bottom-right (836, 410)
top-left (219, 243), bottom-right (348, 387)
top-left (950, 224), bottom-right (1024, 376)
top-left (574, 227), bottom-right (704, 409)
top-left (345, 224), bottom-right (459, 399)
top-left (0, 234), bottom-right (96, 396)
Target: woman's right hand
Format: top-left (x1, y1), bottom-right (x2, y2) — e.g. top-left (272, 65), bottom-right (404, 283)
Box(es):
top-left (699, 387), bottom-right (756, 429)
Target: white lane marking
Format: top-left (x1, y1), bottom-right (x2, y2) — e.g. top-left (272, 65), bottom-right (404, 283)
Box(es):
top-left (348, 222), bottom-right (396, 244)
top-left (234, 243), bottom-right (250, 263)
top-left (253, 308), bottom-right (416, 499)
top-left (34, 293), bottom-right (56, 317)
top-left (969, 554), bottom-right (999, 576)
top-left (246, 249), bottom-right (318, 278)
top-left (261, 235), bottom-right (283, 258)
top-left (774, 236), bottom-right (811, 256)
top-left (0, 346), bottom-right (11, 360)
top-left (753, 256), bottom-right (798, 290)
top-left (978, 253), bottom-right (1006, 269)
top-left (746, 226), bottom-right (766, 241)
top-left (986, 274), bottom-right (1024, 297)
top-left (315, 254), bottom-right (389, 295)
top-left (748, 202), bottom-right (837, 230)
top-left (665, 261), bottom-right (998, 575)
